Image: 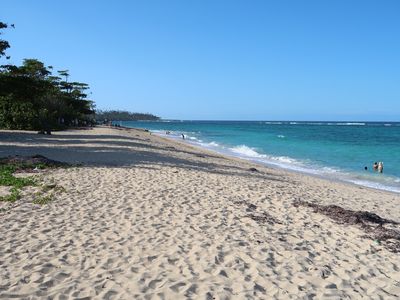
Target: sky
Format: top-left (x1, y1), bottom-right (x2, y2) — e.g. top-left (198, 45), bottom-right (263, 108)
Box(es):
top-left (1, 0), bottom-right (399, 121)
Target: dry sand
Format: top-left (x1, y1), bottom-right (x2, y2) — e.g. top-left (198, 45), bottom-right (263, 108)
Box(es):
top-left (0, 126), bottom-right (399, 299)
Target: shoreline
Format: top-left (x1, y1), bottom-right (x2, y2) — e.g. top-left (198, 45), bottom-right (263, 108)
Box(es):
top-left (2, 125), bottom-right (398, 203)
top-left (1, 126), bottom-right (399, 298)
top-left (125, 125), bottom-right (400, 196)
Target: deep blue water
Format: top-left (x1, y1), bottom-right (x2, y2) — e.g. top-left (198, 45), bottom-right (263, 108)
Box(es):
top-left (118, 120), bottom-right (400, 193)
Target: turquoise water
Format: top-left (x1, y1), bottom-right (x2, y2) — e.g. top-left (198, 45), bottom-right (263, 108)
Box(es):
top-left (119, 120), bottom-right (400, 193)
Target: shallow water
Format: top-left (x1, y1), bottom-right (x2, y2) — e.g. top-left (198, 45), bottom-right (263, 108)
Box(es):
top-left (119, 120), bottom-right (400, 193)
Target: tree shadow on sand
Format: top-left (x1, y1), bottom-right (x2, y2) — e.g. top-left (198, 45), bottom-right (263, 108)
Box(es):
top-left (0, 132), bottom-right (285, 182)
top-left (0, 132), bottom-right (223, 160)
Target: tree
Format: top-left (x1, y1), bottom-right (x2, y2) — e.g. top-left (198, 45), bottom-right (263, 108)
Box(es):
top-left (0, 22), bottom-right (13, 59)
top-left (0, 58), bottom-right (95, 130)
top-left (0, 20), bottom-right (96, 131)
top-left (95, 110), bottom-right (160, 122)
top-left (0, 20), bottom-right (156, 131)
top-left (0, 22), bottom-right (10, 58)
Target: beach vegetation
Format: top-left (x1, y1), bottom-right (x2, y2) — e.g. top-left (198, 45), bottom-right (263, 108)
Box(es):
top-left (33, 182), bottom-right (65, 205)
top-left (33, 193), bottom-right (54, 205)
top-left (0, 59), bottom-right (95, 131)
top-left (0, 166), bottom-right (36, 202)
top-left (0, 21), bottom-right (10, 58)
top-left (0, 186), bottom-right (20, 202)
top-left (1, 20), bottom-right (160, 131)
top-left (0, 155), bottom-right (69, 171)
top-left (0, 156), bottom-right (66, 203)
top-left (0, 165), bottom-right (36, 188)
top-left (95, 110), bottom-right (160, 122)
top-left (0, 21), bottom-right (95, 131)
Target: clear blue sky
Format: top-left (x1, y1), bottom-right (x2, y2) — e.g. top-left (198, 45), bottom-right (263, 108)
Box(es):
top-left (1, 0), bottom-right (399, 121)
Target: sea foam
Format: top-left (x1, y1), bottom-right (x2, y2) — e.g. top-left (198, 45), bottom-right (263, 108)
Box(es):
top-left (129, 120), bottom-right (400, 194)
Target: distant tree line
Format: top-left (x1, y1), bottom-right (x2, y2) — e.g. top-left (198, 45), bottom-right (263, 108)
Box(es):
top-left (95, 110), bottom-right (160, 122)
top-left (0, 21), bottom-right (95, 132)
top-left (0, 21), bottom-right (161, 132)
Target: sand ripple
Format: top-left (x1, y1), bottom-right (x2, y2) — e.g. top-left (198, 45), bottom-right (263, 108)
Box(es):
top-left (0, 127), bottom-right (399, 299)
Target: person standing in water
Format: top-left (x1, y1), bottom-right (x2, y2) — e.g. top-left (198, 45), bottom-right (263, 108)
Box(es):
top-left (373, 162), bottom-right (379, 171)
top-left (378, 162), bottom-right (384, 173)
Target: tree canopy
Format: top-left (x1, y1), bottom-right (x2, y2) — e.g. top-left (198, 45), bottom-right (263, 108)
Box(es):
top-left (0, 22), bottom-right (10, 58)
top-left (0, 20), bottom-right (160, 132)
top-left (0, 22), bottom-right (95, 131)
top-left (95, 110), bottom-right (159, 122)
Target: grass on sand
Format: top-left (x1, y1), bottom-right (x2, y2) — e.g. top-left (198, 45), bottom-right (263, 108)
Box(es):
top-left (0, 156), bottom-right (67, 204)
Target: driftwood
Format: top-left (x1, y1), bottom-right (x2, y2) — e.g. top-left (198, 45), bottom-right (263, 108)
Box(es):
top-left (293, 200), bottom-right (400, 253)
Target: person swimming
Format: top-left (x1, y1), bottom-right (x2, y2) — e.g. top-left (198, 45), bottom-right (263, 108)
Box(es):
top-left (373, 162), bottom-right (378, 171)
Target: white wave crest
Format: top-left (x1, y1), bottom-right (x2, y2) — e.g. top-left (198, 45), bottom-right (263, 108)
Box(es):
top-left (336, 122), bottom-right (365, 126)
top-left (268, 155), bottom-right (299, 164)
top-left (230, 145), bottom-right (265, 158)
top-left (200, 141), bottom-right (219, 147)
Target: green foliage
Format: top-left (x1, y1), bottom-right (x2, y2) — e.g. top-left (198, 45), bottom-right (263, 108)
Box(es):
top-left (0, 164), bottom-right (35, 202)
top-left (33, 193), bottom-right (54, 205)
top-left (1, 21), bottom-right (158, 130)
top-left (0, 58), bottom-right (95, 130)
top-left (0, 160), bottom-right (66, 204)
top-left (0, 22), bottom-right (95, 131)
top-left (0, 21), bottom-right (10, 58)
top-left (95, 110), bottom-right (159, 122)
top-left (0, 95), bottom-right (37, 129)
top-left (33, 183), bottom-right (65, 205)
top-left (0, 187), bottom-right (20, 202)
top-left (0, 165), bottom-right (36, 188)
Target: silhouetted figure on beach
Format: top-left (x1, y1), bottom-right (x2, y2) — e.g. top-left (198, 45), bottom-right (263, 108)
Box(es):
top-left (181, 134), bottom-right (185, 139)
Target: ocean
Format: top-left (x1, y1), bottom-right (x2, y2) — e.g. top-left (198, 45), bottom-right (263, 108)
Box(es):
top-left (118, 120), bottom-right (400, 193)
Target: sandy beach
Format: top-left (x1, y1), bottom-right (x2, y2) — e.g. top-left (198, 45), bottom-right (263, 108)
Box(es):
top-left (0, 126), bottom-right (399, 299)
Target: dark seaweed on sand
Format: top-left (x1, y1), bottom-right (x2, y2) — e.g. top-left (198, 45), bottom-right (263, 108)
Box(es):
top-left (293, 200), bottom-right (400, 253)
top-left (236, 200), bottom-right (283, 225)
top-left (0, 154), bottom-right (69, 171)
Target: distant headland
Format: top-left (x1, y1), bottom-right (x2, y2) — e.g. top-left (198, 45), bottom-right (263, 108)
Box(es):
top-left (95, 110), bottom-right (160, 123)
